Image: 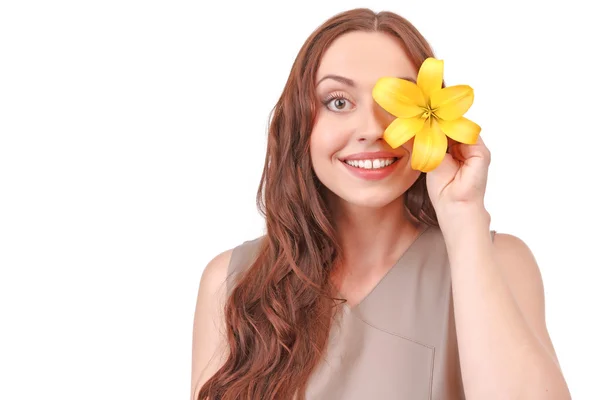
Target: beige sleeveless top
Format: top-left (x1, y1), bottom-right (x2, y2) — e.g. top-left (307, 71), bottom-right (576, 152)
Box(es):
top-left (225, 225), bottom-right (496, 400)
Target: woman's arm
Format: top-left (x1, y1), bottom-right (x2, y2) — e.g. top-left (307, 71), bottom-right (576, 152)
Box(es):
top-left (441, 205), bottom-right (570, 399)
top-left (190, 250), bottom-right (232, 400)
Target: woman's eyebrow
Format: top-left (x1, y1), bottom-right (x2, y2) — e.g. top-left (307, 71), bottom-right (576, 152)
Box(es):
top-left (316, 74), bottom-right (417, 87)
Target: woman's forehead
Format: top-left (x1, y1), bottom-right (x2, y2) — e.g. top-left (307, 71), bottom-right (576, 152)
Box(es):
top-left (316, 31), bottom-right (417, 88)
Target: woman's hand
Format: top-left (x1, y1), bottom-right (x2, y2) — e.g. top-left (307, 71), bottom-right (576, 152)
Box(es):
top-left (425, 135), bottom-right (491, 218)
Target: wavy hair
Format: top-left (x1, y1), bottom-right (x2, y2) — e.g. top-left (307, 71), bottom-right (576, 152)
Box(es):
top-left (198, 8), bottom-right (439, 399)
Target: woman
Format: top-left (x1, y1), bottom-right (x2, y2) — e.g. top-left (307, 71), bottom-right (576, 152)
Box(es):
top-left (191, 8), bottom-right (570, 400)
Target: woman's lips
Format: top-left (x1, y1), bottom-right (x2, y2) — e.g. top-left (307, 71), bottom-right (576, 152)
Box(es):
top-left (340, 157), bottom-right (400, 181)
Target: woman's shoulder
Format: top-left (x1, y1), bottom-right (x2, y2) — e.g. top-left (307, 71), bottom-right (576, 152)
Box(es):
top-left (228, 235), bottom-right (266, 273)
top-left (201, 235), bottom-right (265, 283)
top-left (191, 235), bottom-right (265, 397)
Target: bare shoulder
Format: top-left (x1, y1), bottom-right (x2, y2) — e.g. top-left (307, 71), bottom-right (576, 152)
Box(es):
top-left (491, 233), bottom-right (545, 297)
top-left (490, 232), bottom-right (563, 369)
top-left (190, 248), bottom-right (234, 400)
top-left (492, 232), bottom-right (535, 259)
top-left (490, 232), bottom-right (542, 306)
top-left (200, 248), bottom-right (234, 292)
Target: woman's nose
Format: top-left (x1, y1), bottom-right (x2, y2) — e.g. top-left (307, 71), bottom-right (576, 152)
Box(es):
top-left (357, 101), bottom-right (393, 142)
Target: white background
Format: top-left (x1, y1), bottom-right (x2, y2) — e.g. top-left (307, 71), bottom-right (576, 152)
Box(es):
top-left (1, 0), bottom-right (598, 398)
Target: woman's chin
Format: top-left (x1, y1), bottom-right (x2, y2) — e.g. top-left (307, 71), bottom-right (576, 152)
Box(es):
top-left (336, 190), bottom-right (406, 210)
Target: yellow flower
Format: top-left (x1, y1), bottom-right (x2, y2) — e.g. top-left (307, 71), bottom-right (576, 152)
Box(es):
top-left (372, 57), bottom-right (481, 172)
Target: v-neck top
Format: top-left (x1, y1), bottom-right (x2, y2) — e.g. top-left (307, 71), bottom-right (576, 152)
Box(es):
top-left (225, 226), bottom-right (496, 400)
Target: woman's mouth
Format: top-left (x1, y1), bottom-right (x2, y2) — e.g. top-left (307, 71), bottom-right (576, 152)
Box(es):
top-left (340, 157), bottom-right (401, 181)
top-left (342, 157), bottom-right (398, 169)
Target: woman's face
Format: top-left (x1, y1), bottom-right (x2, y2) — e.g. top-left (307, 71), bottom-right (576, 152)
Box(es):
top-left (310, 31), bottom-right (421, 209)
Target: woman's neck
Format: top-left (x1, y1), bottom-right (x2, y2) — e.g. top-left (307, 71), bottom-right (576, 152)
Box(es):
top-left (328, 193), bottom-right (423, 280)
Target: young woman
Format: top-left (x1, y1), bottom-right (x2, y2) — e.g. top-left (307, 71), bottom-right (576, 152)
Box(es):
top-left (191, 8), bottom-right (570, 400)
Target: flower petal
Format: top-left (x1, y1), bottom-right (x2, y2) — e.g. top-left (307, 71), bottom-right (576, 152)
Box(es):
top-left (430, 85), bottom-right (474, 121)
top-left (438, 116), bottom-right (481, 144)
top-left (417, 58), bottom-right (444, 101)
top-left (411, 119), bottom-right (448, 172)
top-left (383, 116), bottom-right (425, 148)
top-left (372, 77), bottom-right (426, 118)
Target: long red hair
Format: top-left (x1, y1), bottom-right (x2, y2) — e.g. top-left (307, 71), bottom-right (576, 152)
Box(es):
top-left (198, 8), bottom-right (439, 399)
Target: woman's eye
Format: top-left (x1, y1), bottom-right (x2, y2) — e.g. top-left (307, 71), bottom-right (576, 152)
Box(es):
top-left (324, 96), bottom-right (354, 112)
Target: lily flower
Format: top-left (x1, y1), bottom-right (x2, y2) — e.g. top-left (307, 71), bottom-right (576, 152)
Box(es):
top-left (372, 57), bottom-right (481, 172)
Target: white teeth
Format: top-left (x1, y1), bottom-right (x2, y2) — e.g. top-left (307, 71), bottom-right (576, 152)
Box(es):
top-left (344, 158), bottom-right (396, 169)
